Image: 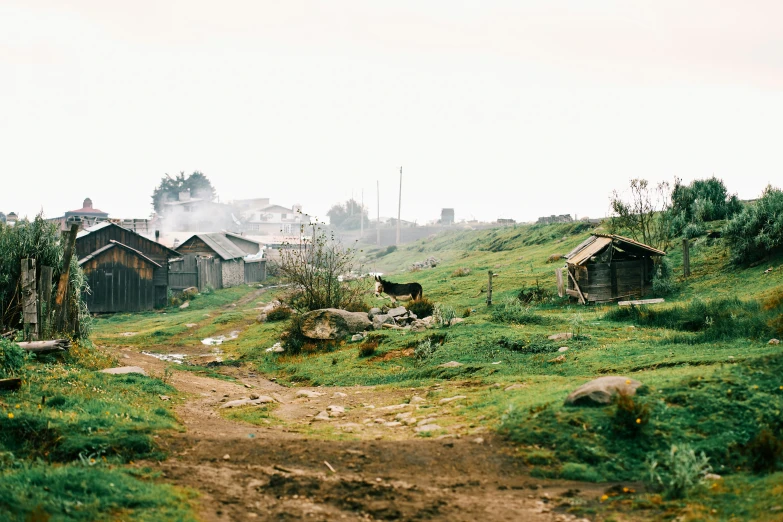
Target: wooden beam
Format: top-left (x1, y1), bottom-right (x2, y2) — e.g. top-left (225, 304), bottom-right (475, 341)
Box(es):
top-left (618, 298), bottom-right (665, 307)
top-left (555, 268), bottom-right (564, 298)
top-left (16, 339), bottom-right (71, 353)
top-left (566, 269), bottom-right (586, 305)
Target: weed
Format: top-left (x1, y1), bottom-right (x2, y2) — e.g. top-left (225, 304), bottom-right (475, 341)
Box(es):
top-left (433, 304), bottom-right (457, 327)
top-left (491, 298), bottom-right (547, 325)
top-left (266, 304), bottom-right (293, 322)
top-left (611, 393), bottom-right (650, 437)
top-left (645, 444), bottom-right (712, 499)
top-left (414, 339), bottom-right (436, 362)
top-left (746, 429), bottom-right (783, 474)
top-left (0, 339), bottom-right (31, 378)
top-left (451, 267), bottom-right (471, 277)
top-left (358, 342), bottom-right (378, 358)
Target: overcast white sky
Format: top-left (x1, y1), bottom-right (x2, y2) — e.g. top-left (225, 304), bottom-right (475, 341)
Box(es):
top-left (2, 1), bottom-right (782, 224)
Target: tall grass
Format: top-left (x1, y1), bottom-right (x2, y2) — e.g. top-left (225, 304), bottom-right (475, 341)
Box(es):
top-left (604, 298), bottom-right (777, 342)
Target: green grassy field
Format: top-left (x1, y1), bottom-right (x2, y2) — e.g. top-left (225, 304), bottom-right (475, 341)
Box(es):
top-left (85, 221), bottom-right (783, 520)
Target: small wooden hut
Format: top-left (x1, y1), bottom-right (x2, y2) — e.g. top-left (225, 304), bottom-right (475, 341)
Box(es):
top-left (175, 233), bottom-right (247, 288)
top-left (76, 222), bottom-right (180, 310)
top-left (562, 234), bottom-right (665, 304)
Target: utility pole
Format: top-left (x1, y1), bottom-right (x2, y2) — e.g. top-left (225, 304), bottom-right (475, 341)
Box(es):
top-left (376, 180), bottom-right (380, 246)
top-left (396, 166), bottom-right (402, 246)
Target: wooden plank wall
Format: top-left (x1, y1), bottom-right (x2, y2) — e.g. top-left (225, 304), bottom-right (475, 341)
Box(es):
top-left (81, 248), bottom-right (155, 313)
top-left (571, 258), bottom-right (654, 303)
top-left (169, 254), bottom-right (200, 290)
top-left (244, 260), bottom-right (266, 284)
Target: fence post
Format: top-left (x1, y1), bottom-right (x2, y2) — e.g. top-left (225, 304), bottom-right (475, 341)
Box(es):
top-left (22, 258), bottom-right (38, 341)
top-left (487, 270), bottom-right (493, 306)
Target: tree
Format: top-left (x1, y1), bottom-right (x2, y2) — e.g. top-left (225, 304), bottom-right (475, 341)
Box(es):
top-left (275, 221), bottom-right (368, 312)
top-left (609, 178), bottom-right (673, 252)
top-left (670, 176), bottom-right (741, 235)
top-left (326, 199), bottom-right (368, 230)
top-left (724, 185), bottom-right (783, 265)
top-left (151, 171), bottom-right (217, 213)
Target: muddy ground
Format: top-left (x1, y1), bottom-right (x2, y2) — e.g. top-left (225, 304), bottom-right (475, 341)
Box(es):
top-left (117, 348), bottom-right (616, 522)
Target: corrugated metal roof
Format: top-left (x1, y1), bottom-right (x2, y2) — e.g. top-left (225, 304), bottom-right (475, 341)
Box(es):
top-left (566, 234), bottom-right (666, 266)
top-left (78, 240), bottom-right (162, 267)
top-left (76, 221), bottom-right (112, 238)
top-left (186, 233), bottom-right (247, 260)
top-left (567, 236), bottom-right (613, 266)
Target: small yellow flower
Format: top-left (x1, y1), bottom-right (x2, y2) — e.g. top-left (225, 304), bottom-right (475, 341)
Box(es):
top-left (600, 494), bottom-right (609, 502)
top-left (15, 404), bottom-right (20, 409)
top-left (623, 487), bottom-right (629, 493)
top-left (7, 413), bottom-right (13, 419)
top-left (636, 418), bottom-right (641, 424)
top-left (625, 380), bottom-right (631, 385)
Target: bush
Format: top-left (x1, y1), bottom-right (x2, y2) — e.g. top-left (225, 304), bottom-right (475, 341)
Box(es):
top-left (414, 339), bottom-right (436, 362)
top-left (266, 305), bottom-right (293, 322)
top-left (0, 339), bottom-right (30, 378)
top-left (358, 342), bottom-right (377, 358)
top-left (433, 304), bottom-right (457, 327)
top-left (611, 393), bottom-right (650, 437)
top-left (280, 315), bottom-right (308, 354)
top-left (682, 222), bottom-right (704, 239)
top-left (517, 280), bottom-right (554, 304)
top-left (645, 444), bottom-right (712, 499)
top-left (652, 258), bottom-right (677, 296)
top-left (670, 177), bottom-right (742, 236)
top-left (724, 185), bottom-right (783, 265)
top-left (451, 267), bottom-right (471, 277)
top-left (746, 429), bottom-right (783, 474)
top-left (407, 297), bottom-right (435, 318)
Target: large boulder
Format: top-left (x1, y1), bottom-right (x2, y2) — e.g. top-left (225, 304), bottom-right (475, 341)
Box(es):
top-left (300, 308), bottom-right (372, 340)
top-left (564, 376), bottom-right (642, 406)
top-left (372, 313), bottom-right (395, 330)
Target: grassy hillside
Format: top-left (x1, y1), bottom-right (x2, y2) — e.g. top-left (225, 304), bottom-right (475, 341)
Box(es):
top-left (90, 221), bottom-right (783, 520)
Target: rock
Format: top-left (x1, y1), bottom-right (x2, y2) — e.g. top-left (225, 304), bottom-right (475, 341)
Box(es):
top-left (409, 396), bottom-right (426, 404)
top-left (300, 308), bottom-right (372, 340)
top-left (410, 320), bottom-right (428, 332)
top-left (387, 306), bottom-right (408, 318)
top-left (439, 395), bottom-right (467, 404)
top-left (473, 437), bottom-right (485, 444)
top-left (265, 342), bottom-right (285, 353)
top-left (296, 390), bottom-right (324, 398)
top-left (182, 287), bottom-right (199, 298)
top-left (256, 314), bottom-right (267, 323)
top-left (415, 424), bottom-right (440, 433)
top-left (250, 393), bottom-right (260, 400)
top-left (185, 323), bottom-right (197, 328)
top-left (449, 317), bottom-right (465, 326)
top-left (769, 338), bottom-right (781, 345)
top-left (548, 332), bottom-right (573, 341)
top-left (223, 454), bottom-right (230, 460)
top-left (101, 366), bottom-right (147, 376)
top-left (558, 346), bottom-right (569, 352)
top-left (704, 473), bottom-right (722, 480)
top-left (504, 383), bottom-right (526, 391)
top-left (351, 333), bottom-right (365, 342)
top-left (220, 396), bottom-right (275, 408)
top-left (179, 301), bottom-right (190, 309)
top-left (368, 308), bottom-right (382, 319)
top-left (159, 395), bottom-right (171, 401)
top-left (372, 314), bottom-right (395, 330)
top-left (384, 421), bottom-right (402, 427)
top-left (438, 361), bottom-right (463, 368)
top-left (417, 417), bottom-right (438, 426)
top-left (565, 376), bottom-right (643, 406)
top-left (313, 410), bottom-right (331, 421)
top-left (327, 405), bottom-right (345, 416)
top-left (332, 392), bottom-right (348, 398)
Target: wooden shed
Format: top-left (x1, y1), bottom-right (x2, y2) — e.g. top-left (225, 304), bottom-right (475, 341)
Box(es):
top-left (78, 241), bottom-right (161, 312)
top-left (562, 234), bottom-right (665, 304)
top-left (176, 233), bottom-right (247, 288)
top-left (76, 222), bottom-right (180, 309)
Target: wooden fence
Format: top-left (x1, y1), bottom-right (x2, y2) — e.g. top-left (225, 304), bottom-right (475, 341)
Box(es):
top-left (244, 260), bottom-right (266, 284)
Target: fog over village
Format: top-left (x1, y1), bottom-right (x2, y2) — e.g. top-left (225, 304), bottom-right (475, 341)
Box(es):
top-left (2, 3), bottom-right (783, 522)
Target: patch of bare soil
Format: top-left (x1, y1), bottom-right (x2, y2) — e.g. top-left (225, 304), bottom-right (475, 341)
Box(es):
top-left (114, 349), bottom-right (612, 522)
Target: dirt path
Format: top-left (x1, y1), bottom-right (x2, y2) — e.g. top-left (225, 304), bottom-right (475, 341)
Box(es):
top-left (116, 348), bottom-right (609, 522)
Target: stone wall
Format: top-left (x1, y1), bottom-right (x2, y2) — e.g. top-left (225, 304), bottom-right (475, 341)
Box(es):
top-left (221, 259), bottom-right (246, 288)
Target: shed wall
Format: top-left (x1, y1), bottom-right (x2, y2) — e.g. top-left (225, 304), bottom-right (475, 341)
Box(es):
top-left (81, 248), bottom-right (156, 313)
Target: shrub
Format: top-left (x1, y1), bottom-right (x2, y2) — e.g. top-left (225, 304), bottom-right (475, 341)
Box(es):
top-left (414, 339), bottom-right (436, 362)
top-left (546, 254), bottom-right (563, 264)
top-left (266, 305), bottom-right (293, 322)
top-left (280, 315), bottom-right (308, 354)
top-left (407, 297), bottom-right (435, 318)
top-left (652, 258), bottom-right (677, 296)
top-left (451, 267), bottom-right (471, 277)
top-left (746, 429), bottom-right (783, 474)
top-left (517, 280), bottom-right (553, 304)
top-left (682, 222), bottom-right (704, 239)
top-left (0, 339), bottom-right (30, 378)
top-left (433, 304), bottom-right (457, 327)
top-left (644, 444), bottom-right (712, 499)
top-left (358, 342), bottom-right (377, 358)
top-left (724, 185), bottom-right (783, 265)
top-left (560, 462), bottom-right (602, 482)
top-left (670, 176), bottom-right (742, 235)
top-left (611, 393), bottom-right (650, 437)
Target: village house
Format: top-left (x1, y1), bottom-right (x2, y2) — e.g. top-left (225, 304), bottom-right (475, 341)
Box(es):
top-left (561, 233), bottom-right (666, 304)
top-left (76, 222), bottom-right (180, 312)
top-left (174, 232), bottom-right (266, 289)
top-left (239, 201), bottom-right (310, 235)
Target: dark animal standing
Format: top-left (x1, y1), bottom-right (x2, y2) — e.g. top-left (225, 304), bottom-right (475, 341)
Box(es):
top-left (374, 276), bottom-right (423, 304)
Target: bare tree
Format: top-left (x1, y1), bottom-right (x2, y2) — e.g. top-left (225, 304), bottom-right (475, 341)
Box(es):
top-left (276, 221), bottom-right (369, 312)
top-left (609, 178), bottom-right (673, 251)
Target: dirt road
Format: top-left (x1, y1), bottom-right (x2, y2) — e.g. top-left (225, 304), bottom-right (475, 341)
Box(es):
top-left (119, 349), bottom-right (607, 522)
